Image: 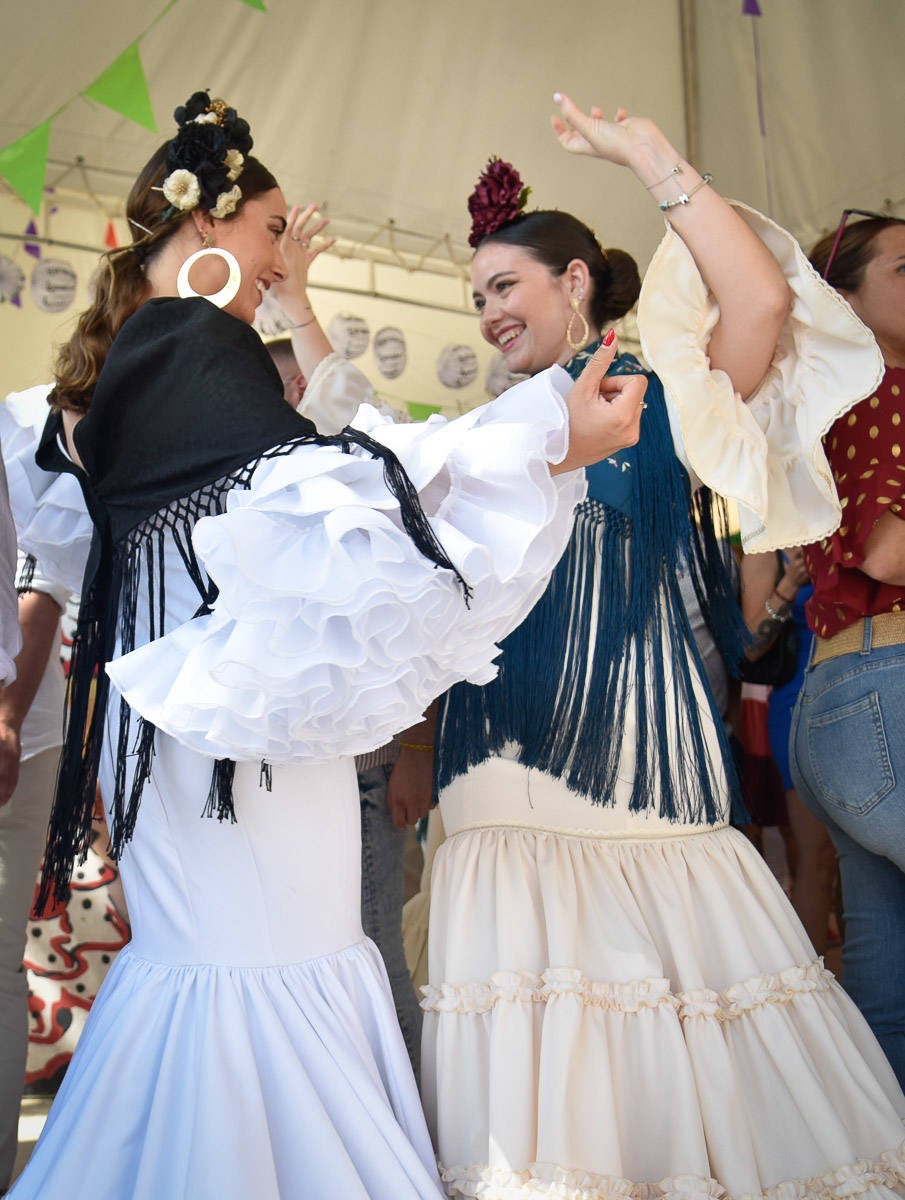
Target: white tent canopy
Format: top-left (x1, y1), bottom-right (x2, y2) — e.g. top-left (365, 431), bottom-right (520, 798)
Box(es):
top-left (1, 0), bottom-right (903, 405)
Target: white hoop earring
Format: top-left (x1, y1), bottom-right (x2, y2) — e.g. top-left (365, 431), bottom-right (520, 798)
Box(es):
top-left (176, 247), bottom-right (241, 308)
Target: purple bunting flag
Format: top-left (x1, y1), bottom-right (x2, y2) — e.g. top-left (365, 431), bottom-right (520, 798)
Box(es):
top-left (24, 219), bottom-right (41, 260)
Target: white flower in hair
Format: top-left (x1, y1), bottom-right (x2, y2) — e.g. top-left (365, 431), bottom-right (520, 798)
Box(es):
top-left (161, 169), bottom-right (201, 212)
top-left (193, 111), bottom-right (220, 125)
top-left (224, 149), bottom-right (244, 182)
top-left (210, 185), bottom-right (242, 219)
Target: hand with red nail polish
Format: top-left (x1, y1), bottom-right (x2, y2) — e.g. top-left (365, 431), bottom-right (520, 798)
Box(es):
top-left (551, 334), bottom-right (647, 475)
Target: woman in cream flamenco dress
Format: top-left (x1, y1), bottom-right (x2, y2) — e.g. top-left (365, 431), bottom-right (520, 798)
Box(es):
top-left (423, 95), bottom-right (905, 1200)
top-left (2, 92), bottom-right (647, 1200)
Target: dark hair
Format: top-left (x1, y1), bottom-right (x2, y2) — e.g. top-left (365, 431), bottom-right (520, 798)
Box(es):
top-left (478, 210), bottom-right (641, 330)
top-left (809, 215), bottom-right (905, 293)
top-left (52, 146), bottom-right (278, 414)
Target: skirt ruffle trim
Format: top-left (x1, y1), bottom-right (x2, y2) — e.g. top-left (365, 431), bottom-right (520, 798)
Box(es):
top-left (438, 1139), bottom-right (905, 1200)
top-left (422, 959), bottom-right (834, 1023)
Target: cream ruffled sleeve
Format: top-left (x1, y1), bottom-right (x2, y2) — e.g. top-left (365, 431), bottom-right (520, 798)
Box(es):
top-left (638, 202), bottom-right (884, 552)
top-left (297, 352), bottom-right (375, 435)
top-left (105, 367), bottom-right (586, 764)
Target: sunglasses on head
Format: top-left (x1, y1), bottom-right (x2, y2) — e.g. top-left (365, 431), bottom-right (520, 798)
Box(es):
top-left (822, 208), bottom-right (893, 280)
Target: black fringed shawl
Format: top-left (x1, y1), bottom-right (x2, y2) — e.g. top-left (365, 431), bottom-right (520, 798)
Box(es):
top-left (436, 347), bottom-right (746, 824)
top-left (37, 296), bottom-right (467, 906)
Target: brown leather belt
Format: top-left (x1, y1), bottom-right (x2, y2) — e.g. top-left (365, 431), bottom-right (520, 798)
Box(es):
top-left (812, 611), bottom-right (905, 666)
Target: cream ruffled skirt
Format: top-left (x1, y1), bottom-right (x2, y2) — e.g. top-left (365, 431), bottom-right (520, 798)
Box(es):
top-left (423, 758), bottom-right (905, 1200)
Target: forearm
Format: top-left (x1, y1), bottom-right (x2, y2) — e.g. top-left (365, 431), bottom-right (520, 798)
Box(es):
top-left (0, 590), bottom-right (62, 734)
top-left (740, 553), bottom-right (795, 661)
top-left (279, 293), bottom-right (334, 383)
top-left (398, 700), bottom-right (439, 751)
top-left (387, 701), bottom-right (439, 830)
top-left (630, 135), bottom-right (790, 399)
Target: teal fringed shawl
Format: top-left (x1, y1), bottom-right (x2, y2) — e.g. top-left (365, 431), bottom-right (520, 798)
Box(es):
top-left (436, 347), bottom-right (745, 824)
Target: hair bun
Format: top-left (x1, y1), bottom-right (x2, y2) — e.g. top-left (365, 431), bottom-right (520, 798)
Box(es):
top-left (599, 247), bottom-right (641, 322)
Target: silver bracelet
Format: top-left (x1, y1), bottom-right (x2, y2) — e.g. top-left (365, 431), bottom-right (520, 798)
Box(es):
top-left (658, 173), bottom-right (713, 212)
top-left (764, 596), bottom-right (790, 622)
top-left (645, 162), bottom-right (682, 190)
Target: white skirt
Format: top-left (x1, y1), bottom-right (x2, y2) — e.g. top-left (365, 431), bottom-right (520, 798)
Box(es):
top-left (423, 757), bottom-right (905, 1200)
top-left (12, 739), bottom-right (444, 1200)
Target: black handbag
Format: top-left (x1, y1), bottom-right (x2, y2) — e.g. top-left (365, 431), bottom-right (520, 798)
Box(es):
top-left (739, 617), bottom-right (798, 687)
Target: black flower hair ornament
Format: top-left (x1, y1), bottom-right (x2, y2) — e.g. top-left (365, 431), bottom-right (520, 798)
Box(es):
top-left (467, 157), bottom-right (531, 249)
top-left (159, 91), bottom-right (253, 220)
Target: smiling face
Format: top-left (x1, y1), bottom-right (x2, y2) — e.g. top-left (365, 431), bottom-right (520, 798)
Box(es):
top-left (471, 242), bottom-right (579, 375)
top-left (841, 224), bottom-right (905, 366)
top-left (197, 188), bottom-right (289, 324)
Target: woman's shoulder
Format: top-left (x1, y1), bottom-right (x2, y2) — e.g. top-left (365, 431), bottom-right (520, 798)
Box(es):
top-left (119, 296), bottom-right (257, 348)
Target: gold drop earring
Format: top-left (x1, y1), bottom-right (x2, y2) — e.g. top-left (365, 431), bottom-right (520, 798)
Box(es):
top-left (566, 294), bottom-right (590, 353)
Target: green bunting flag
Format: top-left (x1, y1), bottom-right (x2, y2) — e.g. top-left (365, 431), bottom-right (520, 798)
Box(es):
top-left (236, 0), bottom-right (267, 8)
top-left (84, 42), bottom-right (157, 132)
top-left (406, 402), bottom-right (443, 420)
top-left (0, 120), bottom-right (51, 214)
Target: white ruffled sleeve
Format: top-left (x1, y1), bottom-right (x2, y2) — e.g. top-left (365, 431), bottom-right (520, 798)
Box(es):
top-left (297, 352), bottom-right (375, 435)
top-left (637, 202), bottom-right (884, 553)
top-left (0, 387), bottom-right (92, 595)
top-left (105, 366), bottom-right (585, 763)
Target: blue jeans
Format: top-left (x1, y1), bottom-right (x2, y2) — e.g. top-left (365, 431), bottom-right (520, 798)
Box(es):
top-left (790, 625), bottom-right (905, 1087)
top-left (358, 765), bottom-right (422, 1081)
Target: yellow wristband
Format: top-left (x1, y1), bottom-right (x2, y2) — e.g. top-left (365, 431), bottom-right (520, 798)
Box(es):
top-left (399, 742), bottom-right (434, 753)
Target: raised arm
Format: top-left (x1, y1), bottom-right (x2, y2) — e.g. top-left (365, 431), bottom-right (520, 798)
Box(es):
top-left (268, 203), bottom-right (336, 382)
top-left (552, 93), bottom-right (791, 401)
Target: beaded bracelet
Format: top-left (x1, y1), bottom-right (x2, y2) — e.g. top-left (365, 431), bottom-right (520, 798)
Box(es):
top-left (764, 596), bottom-right (791, 622)
top-left (658, 173), bottom-right (713, 212)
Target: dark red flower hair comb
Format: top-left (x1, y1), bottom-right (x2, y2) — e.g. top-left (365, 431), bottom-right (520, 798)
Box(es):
top-left (467, 158), bottom-right (531, 248)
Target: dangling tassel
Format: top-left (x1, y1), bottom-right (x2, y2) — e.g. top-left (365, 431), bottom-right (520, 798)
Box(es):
top-left (688, 485), bottom-right (748, 675)
top-left (37, 533), bottom-right (122, 912)
top-left (15, 554), bottom-right (36, 594)
top-left (106, 716), bottom-right (157, 859)
top-left (336, 428), bottom-right (473, 606)
top-left (202, 759), bottom-right (237, 823)
top-left (259, 761), bottom-right (272, 792)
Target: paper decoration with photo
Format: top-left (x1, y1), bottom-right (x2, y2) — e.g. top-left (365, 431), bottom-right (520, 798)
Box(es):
top-left (328, 313), bottom-right (370, 360)
top-left (0, 256), bottom-right (25, 305)
top-left (31, 259), bottom-right (77, 314)
top-left (437, 344), bottom-right (478, 389)
top-left (374, 326), bottom-right (407, 380)
top-left (485, 353), bottom-right (528, 398)
top-left (253, 290), bottom-right (293, 339)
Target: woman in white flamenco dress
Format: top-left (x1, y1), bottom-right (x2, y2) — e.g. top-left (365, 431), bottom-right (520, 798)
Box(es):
top-left (422, 96), bottom-right (905, 1200)
top-left (2, 93), bottom-right (646, 1200)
